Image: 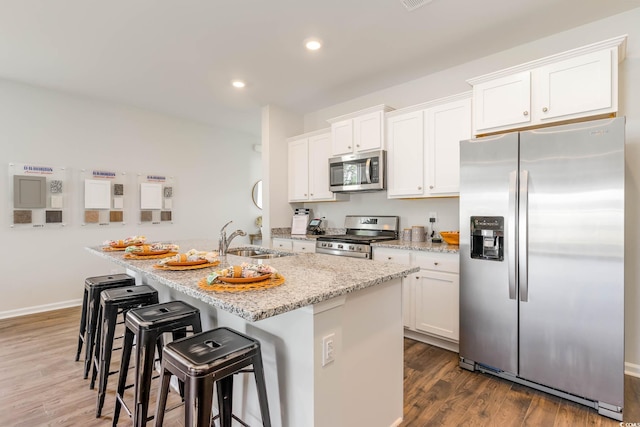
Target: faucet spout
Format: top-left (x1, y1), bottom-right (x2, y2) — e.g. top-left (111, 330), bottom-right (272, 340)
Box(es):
top-left (218, 221), bottom-right (246, 256)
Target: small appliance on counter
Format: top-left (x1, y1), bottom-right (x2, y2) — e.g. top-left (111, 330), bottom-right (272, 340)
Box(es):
top-left (307, 217), bottom-right (325, 235)
top-left (291, 208), bottom-right (311, 235)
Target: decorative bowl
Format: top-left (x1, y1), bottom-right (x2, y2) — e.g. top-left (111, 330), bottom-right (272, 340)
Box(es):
top-left (440, 231), bottom-right (459, 245)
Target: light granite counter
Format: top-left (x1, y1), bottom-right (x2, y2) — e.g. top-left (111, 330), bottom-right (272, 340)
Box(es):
top-left (86, 239), bottom-right (418, 322)
top-left (372, 239), bottom-right (459, 253)
top-left (86, 238), bottom-right (415, 427)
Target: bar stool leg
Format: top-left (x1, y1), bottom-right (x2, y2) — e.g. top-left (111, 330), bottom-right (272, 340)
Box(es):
top-left (75, 289), bottom-right (89, 361)
top-left (113, 327), bottom-right (135, 427)
top-left (90, 303), bottom-right (104, 389)
top-left (185, 375), bottom-right (215, 427)
top-left (154, 362), bottom-right (173, 427)
top-left (84, 294), bottom-right (101, 379)
top-left (134, 329), bottom-right (159, 427)
top-left (96, 303), bottom-right (118, 417)
top-left (252, 351), bottom-right (272, 427)
top-left (217, 376), bottom-right (234, 427)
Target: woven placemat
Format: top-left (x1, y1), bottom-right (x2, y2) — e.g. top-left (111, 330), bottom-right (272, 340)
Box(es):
top-left (124, 252), bottom-right (178, 260)
top-left (153, 261), bottom-right (220, 271)
top-left (198, 275), bottom-right (285, 293)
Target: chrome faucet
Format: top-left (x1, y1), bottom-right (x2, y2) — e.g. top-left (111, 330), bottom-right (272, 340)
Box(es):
top-left (218, 220), bottom-right (247, 256)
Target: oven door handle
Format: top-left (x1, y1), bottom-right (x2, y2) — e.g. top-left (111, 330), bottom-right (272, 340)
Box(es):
top-left (365, 158), bottom-right (372, 184)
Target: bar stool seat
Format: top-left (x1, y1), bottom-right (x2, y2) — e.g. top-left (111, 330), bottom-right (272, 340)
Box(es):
top-left (154, 327), bottom-right (271, 427)
top-left (113, 300), bottom-right (202, 427)
top-left (76, 274), bottom-right (135, 378)
top-left (94, 285), bottom-right (159, 417)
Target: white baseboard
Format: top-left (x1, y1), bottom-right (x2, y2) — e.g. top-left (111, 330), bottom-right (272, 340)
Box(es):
top-left (625, 362), bottom-right (640, 378)
top-left (0, 299), bottom-right (82, 320)
top-left (390, 416), bottom-right (403, 427)
top-left (404, 329), bottom-right (459, 353)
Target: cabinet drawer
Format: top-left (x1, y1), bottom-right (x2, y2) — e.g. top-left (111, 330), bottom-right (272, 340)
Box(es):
top-left (372, 248), bottom-right (411, 265)
top-left (292, 240), bottom-right (315, 253)
top-left (272, 238), bottom-right (293, 251)
top-left (412, 252), bottom-right (459, 273)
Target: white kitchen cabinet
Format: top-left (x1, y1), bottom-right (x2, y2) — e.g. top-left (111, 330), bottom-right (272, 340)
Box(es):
top-left (292, 240), bottom-right (315, 253)
top-left (372, 247), bottom-right (413, 328)
top-left (271, 238), bottom-right (293, 251)
top-left (287, 129), bottom-right (347, 203)
top-left (470, 35), bottom-right (626, 135)
top-left (412, 252), bottom-right (459, 342)
top-left (328, 105), bottom-right (394, 156)
top-left (386, 110), bottom-right (424, 198)
top-left (386, 92), bottom-right (471, 199)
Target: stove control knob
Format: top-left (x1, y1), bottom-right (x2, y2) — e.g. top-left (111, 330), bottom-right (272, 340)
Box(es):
top-left (349, 245), bottom-right (354, 250)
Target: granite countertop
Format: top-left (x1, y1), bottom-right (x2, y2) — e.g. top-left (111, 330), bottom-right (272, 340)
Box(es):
top-left (372, 239), bottom-right (459, 254)
top-left (86, 239), bottom-right (419, 322)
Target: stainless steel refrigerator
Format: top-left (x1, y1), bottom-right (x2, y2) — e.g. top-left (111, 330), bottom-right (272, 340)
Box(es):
top-left (458, 117), bottom-right (625, 420)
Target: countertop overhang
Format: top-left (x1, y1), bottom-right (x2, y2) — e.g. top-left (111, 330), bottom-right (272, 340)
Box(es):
top-left (86, 239), bottom-right (419, 322)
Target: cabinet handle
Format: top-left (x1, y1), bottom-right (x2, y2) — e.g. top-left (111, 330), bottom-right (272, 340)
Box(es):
top-left (429, 185), bottom-right (434, 189)
top-left (304, 193), bottom-right (307, 196)
top-left (542, 107), bottom-right (548, 113)
top-left (348, 146), bottom-right (352, 149)
top-left (434, 262), bottom-right (439, 266)
top-left (417, 186), bottom-right (422, 190)
top-left (356, 144), bottom-right (360, 148)
top-left (523, 111), bottom-right (529, 116)
top-left (310, 193), bottom-right (314, 196)
top-left (387, 257), bottom-right (392, 260)
top-left (416, 276), bottom-right (419, 279)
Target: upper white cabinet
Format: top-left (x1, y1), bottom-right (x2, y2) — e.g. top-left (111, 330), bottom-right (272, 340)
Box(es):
top-left (287, 129), bottom-right (347, 202)
top-left (469, 35), bottom-right (626, 136)
top-left (327, 105), bottom-right (394, 156)
top-left (387, 92), bottom-right (471, 199)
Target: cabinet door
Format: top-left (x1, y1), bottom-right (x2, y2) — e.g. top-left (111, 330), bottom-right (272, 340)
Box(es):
top-left (292, 240), bottom-right (315, 253)
top-left (386, 111), bottom-right (425, 198)
top-left (373, 248), bottom-right (413, 328)
top-left (414, 269), bottom-right (459, 341)
top-left (307, 133), bottom-right (334, 201)
top-left (272, 238), bottom-right (293, 251)
top-left (536, 49), bottom-right (613, 122)
top-left (288, 138), bottom-right (309, 202)
top-left (425, 98), bottom-right (471, 195)
top-left (354, 111), bottom-right (383, 152)
top-left (473, 71), bottom-right (531, 134)
top-left (331, 119), bottom-right (353, 156)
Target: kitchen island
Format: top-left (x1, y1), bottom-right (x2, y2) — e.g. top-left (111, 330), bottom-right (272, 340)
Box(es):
top-left (87, 239), bottom-right (419, 427)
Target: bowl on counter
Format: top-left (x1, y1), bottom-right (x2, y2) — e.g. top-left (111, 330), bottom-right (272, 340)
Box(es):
top-left (439, 231), bottom-right (459, 245)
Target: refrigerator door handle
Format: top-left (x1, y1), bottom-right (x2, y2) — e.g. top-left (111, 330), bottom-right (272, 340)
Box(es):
top-left (508, 170), bottom-right (517, 300)
top-left (519, 169), bottom-right (529, 302)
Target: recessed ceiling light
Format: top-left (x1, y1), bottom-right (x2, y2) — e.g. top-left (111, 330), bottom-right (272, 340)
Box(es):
top-left (231, 80), bottom-right (246, 88)
top-left (305, 39), bottom-right (322, 51)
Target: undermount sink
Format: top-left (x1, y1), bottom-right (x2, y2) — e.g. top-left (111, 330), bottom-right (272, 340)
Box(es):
top-left (225, 248), bottom-right (292, 259)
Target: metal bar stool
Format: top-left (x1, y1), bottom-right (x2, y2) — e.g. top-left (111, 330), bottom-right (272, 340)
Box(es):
top-left (94, 285), bottom-right (159, 417)
top-left (113, 300), bottom-right (202, 427)
top-left (76, 274), bottom-right (135, 378)
top-left (154, 327), bottom-right (271, 427)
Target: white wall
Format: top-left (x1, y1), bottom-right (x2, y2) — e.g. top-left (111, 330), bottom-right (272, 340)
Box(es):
top-left (296, 8), bottom-right (640, 371)
top-left (0, 79), bottom-right (261, 316)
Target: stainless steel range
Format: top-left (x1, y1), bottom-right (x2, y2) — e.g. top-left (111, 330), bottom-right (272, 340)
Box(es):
top-left (316, 215), bottom-right (399, 259)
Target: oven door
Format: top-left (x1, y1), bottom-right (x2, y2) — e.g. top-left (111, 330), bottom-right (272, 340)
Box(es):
top-left (329, 150), bottom-right (385, 192)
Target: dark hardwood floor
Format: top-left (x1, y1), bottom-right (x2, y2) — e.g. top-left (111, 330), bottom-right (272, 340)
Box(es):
top-left (0, 306), bottom-right (637, 426)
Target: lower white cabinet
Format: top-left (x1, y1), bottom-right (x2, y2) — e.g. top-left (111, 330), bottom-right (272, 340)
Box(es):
top-left (292, 240), bottom-right (315, 253)
top-left (373, 247), bottom-right (459, 350)
top-left (272, 238), bottom-right (293, 251)
top-left (272, 238), bottom-right (316, 253)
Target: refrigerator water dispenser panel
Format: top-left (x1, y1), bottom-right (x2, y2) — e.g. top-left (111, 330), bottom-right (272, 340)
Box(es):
top-left (470, 216), bottom-right (504, 261)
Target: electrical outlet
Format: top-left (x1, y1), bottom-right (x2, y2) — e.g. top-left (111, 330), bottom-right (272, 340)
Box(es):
top-left (322, 333), bottom-right (335, 366)
top-left (428, 212), bottom-right (437, 222)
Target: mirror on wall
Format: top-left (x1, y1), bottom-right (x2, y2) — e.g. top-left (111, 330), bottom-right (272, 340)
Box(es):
top-left (252, 180), bottom-right (263, 209)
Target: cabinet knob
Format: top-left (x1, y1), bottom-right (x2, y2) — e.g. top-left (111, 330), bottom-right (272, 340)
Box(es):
top-left (542, 107), bottom-right (548, 113)
top-left (416, 276), bottom-right (419, 280)
top-left (310, 193), bottom-right (314, 196)
top-left (304, 193), bottom-right (307, 197)
top-left (434, 262), bottom-right (439, 266)
top-left (429, 185), bottom-right (434, 189)
top-left (417, 186), bottom-right (422, 190)
top-left (348, 146), bottom-right (352, 149)
top-left (356, 144), bottom-right (360, 148)
top-left (388, 257), bottom-right (392, 260)
top-left (523, 111), bottom-right (529, 116)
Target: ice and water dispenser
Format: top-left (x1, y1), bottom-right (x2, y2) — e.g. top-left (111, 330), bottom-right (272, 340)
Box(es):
top-left (470, 216), bottom-right (504, 261)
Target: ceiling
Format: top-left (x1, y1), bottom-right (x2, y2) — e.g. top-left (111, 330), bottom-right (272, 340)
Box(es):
top-left (1, 1), bottom-right (639, 137)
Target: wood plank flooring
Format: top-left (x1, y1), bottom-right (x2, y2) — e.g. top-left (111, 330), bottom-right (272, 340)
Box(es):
top-left (0, 307), bottom-right (638, 426)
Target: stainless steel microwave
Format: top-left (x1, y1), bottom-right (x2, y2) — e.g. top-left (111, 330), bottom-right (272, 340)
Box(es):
top-left (329, 150), bottom-right (385, 192)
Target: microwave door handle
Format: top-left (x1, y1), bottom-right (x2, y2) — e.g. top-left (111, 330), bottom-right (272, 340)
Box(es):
top-left (365, 158), bottom-right (372, 184)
